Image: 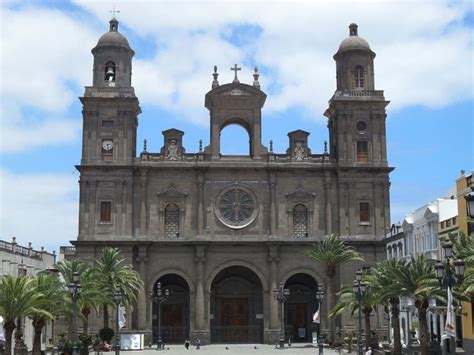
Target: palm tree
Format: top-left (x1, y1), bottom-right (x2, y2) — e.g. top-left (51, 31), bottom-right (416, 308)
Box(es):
top-left (449, 232), bottom-right (474, 295)
top-left (366, 259), bottom-right (406, 355)
top-left (329, 278), bottom-right (379, 349)
top-left (305, 234), bottom-right (364, 342)
top-left (29, 272), bottom-right (67, 355)
top-left (396, 255), bottom-right (445, 355)
top-left (56, 259), bottom-right (88, 340)
top-left (94, 247), bottom-right (143, 329)
top-left (0, 275), bottom-right (44, 355)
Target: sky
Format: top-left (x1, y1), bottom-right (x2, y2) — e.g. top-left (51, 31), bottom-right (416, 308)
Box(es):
top-left (0, 0), bottom-right (473, 254)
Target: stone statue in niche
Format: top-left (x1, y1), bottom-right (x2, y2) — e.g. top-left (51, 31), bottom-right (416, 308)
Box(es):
top-left (294, 141), bottom-right (305, 161)
top-left (167, 139), bottom-right (179, 160)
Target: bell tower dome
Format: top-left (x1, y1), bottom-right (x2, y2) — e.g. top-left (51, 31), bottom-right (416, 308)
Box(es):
top-left (333, 23), bottom-right (376, 91)
top-left (80, 18), bottom-right (140, 165)
top-left (91, 18), bottom-right (134, 88)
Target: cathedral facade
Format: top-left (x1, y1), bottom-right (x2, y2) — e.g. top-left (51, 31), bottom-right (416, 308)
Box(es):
top-left (70, 18), bottom-right (392, 344)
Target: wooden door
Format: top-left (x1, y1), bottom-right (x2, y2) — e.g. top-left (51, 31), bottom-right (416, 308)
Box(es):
top-left (287, 303), bottom-right (307, 341)
top-left (221, 298), bottom-right (249, 342)
top-left (162, 304), bottom-right (184, 342)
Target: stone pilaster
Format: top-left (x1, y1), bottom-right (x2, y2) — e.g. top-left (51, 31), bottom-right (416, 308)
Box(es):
top-left (193, 245), bottom-right (208, 343)
top-left (139, 169), bottom-right (148, 237)
top-left (197, 172), bottom-right (204, 237)
top-left (137, 247), bottom-right (148, 331)
top-left (266, 245), bottom-right (280, 344)
top-left (324, 172), bottom-right (332, 235)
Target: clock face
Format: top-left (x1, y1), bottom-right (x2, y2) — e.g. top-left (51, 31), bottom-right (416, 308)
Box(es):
top-left (102, 140), bottom-right (114, 151)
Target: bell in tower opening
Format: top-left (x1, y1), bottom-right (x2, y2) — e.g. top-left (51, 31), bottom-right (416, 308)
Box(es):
top-left (105, 61), bottom-right (116, 85)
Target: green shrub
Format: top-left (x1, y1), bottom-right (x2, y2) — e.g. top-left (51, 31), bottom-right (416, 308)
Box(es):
top-left (99, 327), bottom-right (115, 343)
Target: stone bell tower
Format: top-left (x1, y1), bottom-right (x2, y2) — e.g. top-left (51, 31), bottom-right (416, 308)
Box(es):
top-left (80, 18), bottom-right (140, 165)
top-left (325, 23), bottom-right (389, 168)
top-left (204, 65), bottom-right (267, 159)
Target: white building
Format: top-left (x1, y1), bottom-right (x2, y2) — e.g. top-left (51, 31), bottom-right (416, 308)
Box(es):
top-left (401, 197), bottom-right (458, 349)
top-left (403, 198), bottom-right (458, 260)
top-left (0, 237), bottom-right (56, 352)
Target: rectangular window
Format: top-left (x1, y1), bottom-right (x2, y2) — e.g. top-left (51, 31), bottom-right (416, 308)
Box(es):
top-left (452, 217), bottom-right (457, 225)
top-left (102, 120), bottom-right (114, 128)
top-left (359, 202), bottom-right (370, 223)
top-left (446, 219), bottom-right (451, 227)
top-left (100, 201), bottom-right (112, 222)
top-left (356, 141), bottom-right (369, 162)
top-left (440, 221), bottom-right (445, 229)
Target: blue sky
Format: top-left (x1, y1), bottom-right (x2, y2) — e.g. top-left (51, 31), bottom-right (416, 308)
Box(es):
top-left (1, 0), bottom-right (473, 253)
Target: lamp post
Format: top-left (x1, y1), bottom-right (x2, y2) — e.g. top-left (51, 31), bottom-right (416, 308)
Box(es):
top-left (353, 270), bottom-right (366, 355)
top-left (273, 281), bottom-right (290, 349)
top-left (114, 288), bottom-right (124, 355)
top-left (435, 241), bottom-right (465, 354)
top-left (315, 283), bottom-right (325, 355)
top-left (68, 271), bottom-right (81, 355)
top-left (150, 282), bottom-right (169, 351)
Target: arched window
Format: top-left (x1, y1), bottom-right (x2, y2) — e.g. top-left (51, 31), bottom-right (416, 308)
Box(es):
top-left (293, 204), bottom-right (308, 238)
top-left (354, 66), bottom-right (364, 88)
top-left (164, 204), bottom-right (180, 238)
top-left (104, 61), bottom-right (116, 82)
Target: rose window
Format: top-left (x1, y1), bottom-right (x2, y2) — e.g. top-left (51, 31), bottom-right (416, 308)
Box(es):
top-left (217, 188), bottom-right (257, 228)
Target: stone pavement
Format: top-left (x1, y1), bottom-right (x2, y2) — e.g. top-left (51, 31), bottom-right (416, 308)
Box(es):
top-left (123, 344), bottom-right (343, 355)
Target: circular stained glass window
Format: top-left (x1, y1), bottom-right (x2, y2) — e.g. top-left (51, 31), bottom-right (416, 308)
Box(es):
top-left (216, 187), bottom-right (257, 229)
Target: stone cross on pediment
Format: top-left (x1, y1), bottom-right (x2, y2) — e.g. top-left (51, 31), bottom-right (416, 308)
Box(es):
top-left (231, 64), bottom-right (241, 83)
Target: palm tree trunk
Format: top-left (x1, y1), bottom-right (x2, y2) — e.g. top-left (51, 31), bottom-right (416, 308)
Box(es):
top-left (390, 298), bottom-right (402, 355)
top-left (364, 308), bottom-right (371, 350)
top-left (4, 321), bottom-right (15, 355)
top-left (103, 304), bottom-right (109, 329)
top-left (32, 319), bottom-right (45, 355)
top-left (326, 266), bottom-right (336, 343)
top-left (82, 309), bottom-right (90, 355)
top-left (418, 307), bottom-right (430, 355)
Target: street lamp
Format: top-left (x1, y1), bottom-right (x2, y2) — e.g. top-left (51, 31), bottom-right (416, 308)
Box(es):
top-left (150, 282), bottom-right (169, 350)
top-left (435, 241), bottom-right (465, 354)
top-left (273, 281), bottom-right (290, 349)
top-left (353, 270), bottom-right (366, 355)
top-left (315, 283), bottom-right (325, 355)
top-left (114, 288), bottom-right (124, 355)
top-left (68, 271), bottom-right (81, 355)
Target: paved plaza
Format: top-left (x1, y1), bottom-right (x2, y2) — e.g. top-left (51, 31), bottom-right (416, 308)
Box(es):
top-left (124, 345), bottom-right (343, 355)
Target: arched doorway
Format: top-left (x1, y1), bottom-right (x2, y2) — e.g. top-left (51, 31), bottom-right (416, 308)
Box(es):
top-left (152, 274), bottom-right (190, 344)
top-left (210, 266), bottom-right (263, 343)
top-left (284, 273), bottom-right (319, 343)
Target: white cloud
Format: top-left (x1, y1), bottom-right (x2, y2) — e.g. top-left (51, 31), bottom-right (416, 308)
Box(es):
top-left (0, 102), bottom-right (81, 153)
top-left (73, 0), bottom-right (473, 124)
top-left (0, 168), bottom-right (78, 253)
top-left (1, 0), bottom-right (473, 141)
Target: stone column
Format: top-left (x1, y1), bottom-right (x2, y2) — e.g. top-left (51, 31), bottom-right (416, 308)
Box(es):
top-left (269, 172), bottom-right (276, 237)
top-left (137, 247), bottom-right (148, 331)
top-left (197, 172), bottom-right (204, 237)
top-left (139, 169), bottom-right (148, 236)
top-left (267, 245), bottom-right (280, 344)
top-left (324, 173), bottom-right (332, 235)
top-left (88, 181), bottom-right (97, 237)
top-left (78, 179), bottom-right (88, 239)
top-left (194, 246), bottom-right (208, 342)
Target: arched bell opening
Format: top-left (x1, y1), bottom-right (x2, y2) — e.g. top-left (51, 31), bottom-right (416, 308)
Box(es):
top-left (104, 61), bottom-right (116, 83)
top-left (219, 118), bottom-right (253, 157)
top-left (152, 274), bottom-right (190, 344)
top-left (210, 266), bottom-right (263, 343)
top-left (284, 273), bottom-right (319, 343)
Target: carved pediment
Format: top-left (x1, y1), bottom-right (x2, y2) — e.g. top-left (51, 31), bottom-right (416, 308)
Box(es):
top-left (157, 184), bottom-right (188, 199)
top-left (285, 186), bottom-right (316, 199)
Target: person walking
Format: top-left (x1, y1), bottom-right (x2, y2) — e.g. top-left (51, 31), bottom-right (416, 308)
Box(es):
top-left (184, 339), bottom-right (190, 350)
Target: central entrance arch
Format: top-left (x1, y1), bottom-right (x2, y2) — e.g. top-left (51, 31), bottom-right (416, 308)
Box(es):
top-left (152, 274), bottom-right (190, 344)
top-left (210, 266), bottom-right (263, 343)
top-left (284, 273), bottom-right (319, 343)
